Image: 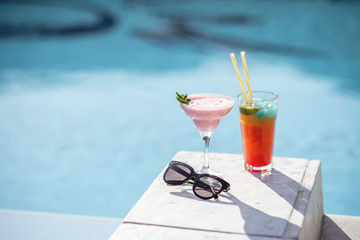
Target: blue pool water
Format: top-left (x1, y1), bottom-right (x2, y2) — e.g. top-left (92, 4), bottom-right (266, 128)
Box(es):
top-left (0, 0), bottom-right (359, 218)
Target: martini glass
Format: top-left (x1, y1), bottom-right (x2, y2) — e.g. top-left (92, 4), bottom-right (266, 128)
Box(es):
top-left (179, 93), bottom-right (234, 177)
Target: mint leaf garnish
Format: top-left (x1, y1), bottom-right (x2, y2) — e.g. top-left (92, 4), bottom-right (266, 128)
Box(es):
top-left (176, 92), bottom-right (191, 105)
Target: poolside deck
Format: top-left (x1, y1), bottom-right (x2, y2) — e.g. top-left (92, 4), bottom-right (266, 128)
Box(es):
top-left (1, 209), bottom-right (359, 240)
top-left (1, 150), bottom-right (360, 239)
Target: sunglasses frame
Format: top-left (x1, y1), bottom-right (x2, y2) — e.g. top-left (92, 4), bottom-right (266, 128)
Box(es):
top-left (163, 160), bottom-right (230, 200)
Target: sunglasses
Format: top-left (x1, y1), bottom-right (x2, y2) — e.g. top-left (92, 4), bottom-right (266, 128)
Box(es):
top-left (163, 161), bottom-right (230, 200)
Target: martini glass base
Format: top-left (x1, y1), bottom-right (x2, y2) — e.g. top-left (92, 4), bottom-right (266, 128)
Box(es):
top-left (196, 168), bottom-right (222, 179)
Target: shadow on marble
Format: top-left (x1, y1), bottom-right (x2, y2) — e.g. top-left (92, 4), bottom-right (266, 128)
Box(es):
top-left (170, 189), bottom-right (301, 239)
top-left (321, 215), bottom-right (351, 240)
top-left (250, 168), bottom-right (310, 213)
top-left (170, 167), bottom-right (309, 215)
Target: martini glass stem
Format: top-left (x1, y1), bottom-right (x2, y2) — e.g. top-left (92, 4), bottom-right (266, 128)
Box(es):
top-left (202, 135), bottom-right (211, 171)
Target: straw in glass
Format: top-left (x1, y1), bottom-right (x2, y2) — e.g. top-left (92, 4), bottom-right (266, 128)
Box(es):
top-left (240, 51), bottom-right (253, 104)
top-left (230, 53), bottom-right (248, 104)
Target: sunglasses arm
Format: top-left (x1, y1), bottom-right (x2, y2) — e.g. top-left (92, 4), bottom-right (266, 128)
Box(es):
top-left (210, 186), bottom-right (219, 199)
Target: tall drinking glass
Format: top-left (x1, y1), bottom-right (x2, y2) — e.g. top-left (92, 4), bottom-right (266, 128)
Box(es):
top-left (238, 91), bottom-right (278, 173)
top-left (179, 93), bottom-right (234, 177)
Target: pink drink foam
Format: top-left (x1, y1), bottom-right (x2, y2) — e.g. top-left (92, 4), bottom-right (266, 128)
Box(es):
top-left (180, 94), bottom-right (234, 133)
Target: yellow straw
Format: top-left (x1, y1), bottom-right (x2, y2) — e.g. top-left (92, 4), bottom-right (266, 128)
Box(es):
top-left (240, 51), bottom-right (253, 104)
top-left (230, 53), bottom-right (248, 104)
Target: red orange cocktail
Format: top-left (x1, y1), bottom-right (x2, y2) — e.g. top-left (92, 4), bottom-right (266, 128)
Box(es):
top-left (238, 91), bottom-right (278, 172)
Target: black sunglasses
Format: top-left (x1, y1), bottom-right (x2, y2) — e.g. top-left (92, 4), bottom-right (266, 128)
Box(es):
top-left (163, 161), bottom-right (230, 200)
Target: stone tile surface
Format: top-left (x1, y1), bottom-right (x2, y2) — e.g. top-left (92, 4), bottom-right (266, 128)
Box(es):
top-left (36, 217), bottom-right (102, 240)
top-left (112, 151), bottom-right (323, 239)
top-left (90, 220), bottom-right (123, 240)
top-left (321, 214), bottom-right (360, 240)
top-left (0, 211), bottom-right (52, 240)
top-left (0, 211), bottom-right (9, 222)
top-left (0, 209), bottom-right (122, 240)
top-left (112, 223), bottom-right (276, 240)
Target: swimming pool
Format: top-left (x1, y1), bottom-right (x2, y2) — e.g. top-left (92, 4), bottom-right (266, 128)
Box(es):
top-left (0, 0), bottom-right (359, 218)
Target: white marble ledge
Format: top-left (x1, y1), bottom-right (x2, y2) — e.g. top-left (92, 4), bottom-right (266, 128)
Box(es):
top-left (111, 214), bottom-right (360, 240)
top-left (110, 151), bottom-right (324, 240)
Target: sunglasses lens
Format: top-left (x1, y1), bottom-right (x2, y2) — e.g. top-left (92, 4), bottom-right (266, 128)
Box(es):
top-left (194, 177), bottom-right (223, 199)
top-left (164, 164), bottom-right (192, 185)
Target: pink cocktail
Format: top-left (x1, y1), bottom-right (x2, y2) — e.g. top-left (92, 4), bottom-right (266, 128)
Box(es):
top-left (179, 93), bottom-right (234, 176)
